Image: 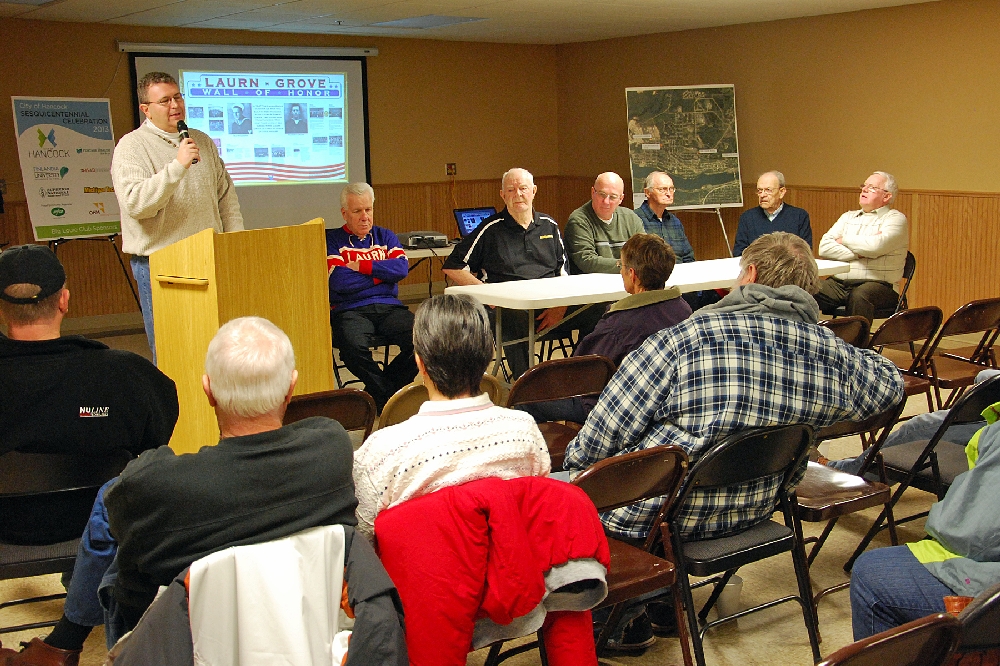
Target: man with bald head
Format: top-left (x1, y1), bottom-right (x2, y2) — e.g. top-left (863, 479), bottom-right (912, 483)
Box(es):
top-left (733, 171), bottom-right (812, 256)
top-left (443, 167), bottom-right (569, 379)
top-left (565, 172), bottom-right (644, 274)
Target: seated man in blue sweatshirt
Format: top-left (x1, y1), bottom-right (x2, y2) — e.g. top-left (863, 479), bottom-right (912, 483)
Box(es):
top-left (733, 171), bottom-right (812, 256)
top-left (326, 183), bottom-right (417, 409)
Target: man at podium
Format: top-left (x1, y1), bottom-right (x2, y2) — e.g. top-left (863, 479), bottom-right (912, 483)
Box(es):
top-left (112, 71), bottom-right (244, 363)
top-left (326, 183), bottom-right (417, 410)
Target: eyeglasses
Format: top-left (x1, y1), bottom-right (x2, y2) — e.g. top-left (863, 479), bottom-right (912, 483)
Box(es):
top-left (756, 187), bottom-right (780, 195)
top-left (147, 94), bottom-right (184, 107)
top-left (594, 191), bottom-right (623, 202)
top-left (860, 184), bottom-right (886, 194)
top-left (649, 186), bottom-right (676, 194)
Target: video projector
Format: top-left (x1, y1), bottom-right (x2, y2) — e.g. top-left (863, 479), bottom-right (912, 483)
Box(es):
top-left (397, 230), bottom-right (450, 249)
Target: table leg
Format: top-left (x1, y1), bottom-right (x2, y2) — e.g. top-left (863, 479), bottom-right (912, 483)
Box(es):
top-left (492, 307), bottom-right (503, 377)
top-left (527, 308), bottom-right (536, 369)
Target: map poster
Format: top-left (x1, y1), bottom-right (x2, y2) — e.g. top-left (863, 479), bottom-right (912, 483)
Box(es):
top-left (11, 97), bottom-right (120, 240)
top-left (626, 84), bottom-right (743, 210)
top-left (179, 71), bottom-right (347, 185)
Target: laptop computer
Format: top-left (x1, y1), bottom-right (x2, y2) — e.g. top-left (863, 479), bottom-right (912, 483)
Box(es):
top-left (453, 207), bottom-right (497, 238)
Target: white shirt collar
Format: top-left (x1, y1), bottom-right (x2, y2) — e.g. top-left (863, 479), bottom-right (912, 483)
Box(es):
top-left (416, 392), bottom-right (493, 416)
top-left (766, 203), bottom-right (784, 221)
top-left (143, 118), bottom-right (180, 141)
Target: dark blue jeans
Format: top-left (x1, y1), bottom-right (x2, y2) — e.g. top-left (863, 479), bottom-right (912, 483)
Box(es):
top-left (850, 546), bottom-right (952, 640)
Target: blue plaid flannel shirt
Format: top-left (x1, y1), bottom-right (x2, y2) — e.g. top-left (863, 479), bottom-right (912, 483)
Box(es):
top-left (564, 311), bottom-right (904, 541)
top-left (635, 201), bottom-right (696, 264)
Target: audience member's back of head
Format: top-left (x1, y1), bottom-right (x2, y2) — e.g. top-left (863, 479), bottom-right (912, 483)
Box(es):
top-left (621, 233), bottom-right (676, 290)
top-left (205, 317), bottom-right (296, 418)
top-left (0, 244), bottom-right (67, 327)
top-left (413, 294), bottom-right (493, 399)
top-left (741, 232), bottom-right (820, 294)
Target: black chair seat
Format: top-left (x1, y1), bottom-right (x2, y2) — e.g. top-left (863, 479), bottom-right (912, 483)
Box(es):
top-left (682, 520), bottom-right (793, 576)
top-left (881, 439), bottom-right (970, 488)
top-left (0, 539), bottom-right (78, 579)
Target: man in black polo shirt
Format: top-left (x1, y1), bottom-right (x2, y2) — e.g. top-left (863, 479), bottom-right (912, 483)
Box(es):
top-left (443, 167), bottom-right (571, 379)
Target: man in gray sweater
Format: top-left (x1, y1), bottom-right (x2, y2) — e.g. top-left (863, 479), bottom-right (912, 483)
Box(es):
top-left (111, 71), bottom-right (244, 362)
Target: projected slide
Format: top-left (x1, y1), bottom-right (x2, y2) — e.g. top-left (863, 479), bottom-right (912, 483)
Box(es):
top-left (179, 71), bottom-right (347, 185)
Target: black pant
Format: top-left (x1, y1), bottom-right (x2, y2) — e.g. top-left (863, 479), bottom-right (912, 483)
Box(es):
top-left (330, 304), bottom-right (417, 409)
top-left (492, 303), bottom-right (605, 381)
top-left (815, 277), bottom-right (898, 322)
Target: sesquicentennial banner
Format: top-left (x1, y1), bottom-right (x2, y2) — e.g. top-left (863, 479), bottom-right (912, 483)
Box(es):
top-left (11, 96), bottom-right (120, 240)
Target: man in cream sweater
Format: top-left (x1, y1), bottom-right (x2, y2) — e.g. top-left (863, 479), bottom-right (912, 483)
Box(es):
top-left (111, 71), bottom-right (244, 361)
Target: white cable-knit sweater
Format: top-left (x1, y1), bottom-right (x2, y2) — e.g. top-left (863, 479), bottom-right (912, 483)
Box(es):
top-left (111, 120), bottom-right (244, 256)
top-left (353, 393), bottom-right (551, 540)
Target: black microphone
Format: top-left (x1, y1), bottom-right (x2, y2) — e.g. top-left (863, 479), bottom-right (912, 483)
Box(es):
top-left (176, 120), bottom-right (199, 164)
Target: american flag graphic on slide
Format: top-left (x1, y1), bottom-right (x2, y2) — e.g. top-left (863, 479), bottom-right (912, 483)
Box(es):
top-left (226, 162), bottom-right (346, 183)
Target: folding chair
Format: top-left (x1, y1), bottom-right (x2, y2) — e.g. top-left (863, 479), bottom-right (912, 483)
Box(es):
top-left (916, 298), bottom-right (1000, 409)
top-left (794, 398), bottom-right (906, 609)
top-left (284, 388), bottom-right (378, 440)
top-left (816, 613), bottom-right (960, 666)
top-left (846, 373), bottom-right (1000, 571)
top-left (485, 445), bottom-right (694, 666)
top-left (950, 580), bottom-right (1000, 663)
top-left (821, 316), bottom-right (871, 347)
top-left (665, 425), bottom-right (821, 666)
top-left (378, 375), bottom-right (506, 429)
top-left (506, 355), bottom-right (617, 470)
top-left (834, 251), bottom-right (916, 320)
top-left (1, 450), bottom-right (132, 634)
top-left (869, 306), bottom-right (943, 413)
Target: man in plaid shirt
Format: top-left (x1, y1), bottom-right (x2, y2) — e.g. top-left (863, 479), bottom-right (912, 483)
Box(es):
top-left (565, 232), bottom-right (904, 543)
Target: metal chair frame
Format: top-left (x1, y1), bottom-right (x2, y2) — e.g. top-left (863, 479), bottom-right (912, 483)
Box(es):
top-left (821, 315), bottom-right (872, 347)
top-left (816, 612), bottom-right (961, 666)
top-left (665, 425), bottom-right (822, 666)
top-left (846, 374), bottom-right (1000, 571)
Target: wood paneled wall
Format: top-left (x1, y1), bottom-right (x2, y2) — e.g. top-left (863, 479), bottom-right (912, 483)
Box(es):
top-left (2, 179), bottom-right (996, 319)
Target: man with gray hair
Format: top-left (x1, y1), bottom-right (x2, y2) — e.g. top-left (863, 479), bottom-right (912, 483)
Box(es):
top-left (816, 171), bottom-right (909, 321)
top-left (101, 316), bottom-right (358, 641)
top-left (564, 231), bottom-right (903, 653)
top-left (733, 171), bottom-right (812, 255)
top-left (443, 168), bottom-right (570, 379)
top-left (353, 294), bottom-right (549, 540)
top-left (326, 182), bottom-right (416, 410)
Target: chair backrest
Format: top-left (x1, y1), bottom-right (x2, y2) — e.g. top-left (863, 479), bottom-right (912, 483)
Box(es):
top-left (284, 388), bottom-right (377, 439)
top-left (668, 425), bottom-right (814, 523)
top-left (572, 446), bottom-right (688, 514)
top-left (817, 612), bottom-right (961, 666)
top-left (868, 306), bottom-right (943, 350)
top-left (924, 298), bottom-right (1000, 361)
top-left (506, 354), bottom-right (617, 407)
top-left (936, 372), bottom-right (1000, 428)
top-left (0, 449), bottom-right (132, 545)
top-left (958, 580), bottom-right (1000, 650)
top-left (379, 383), bottom-right (429, 428)
top-left (814, 398), bottom-right (907, 476)
top-left (894, 251), bottom-right (917, 312)
top-left (379, 375), bottom-right (507, 429)
top-left (821, 316), bottom-right (871, 347)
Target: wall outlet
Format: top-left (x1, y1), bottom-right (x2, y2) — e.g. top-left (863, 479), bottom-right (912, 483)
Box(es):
top-left (446, 163), bottom-right (457, 176)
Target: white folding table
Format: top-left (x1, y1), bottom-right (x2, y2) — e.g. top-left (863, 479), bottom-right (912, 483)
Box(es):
top-left (445, 257), bottom-right (850, 372)
top-left (404, 245), bottom-right (454, 298)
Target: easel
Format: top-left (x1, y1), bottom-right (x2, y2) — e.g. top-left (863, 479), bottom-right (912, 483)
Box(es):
top-left (48, 233), bottom-right (141, 309)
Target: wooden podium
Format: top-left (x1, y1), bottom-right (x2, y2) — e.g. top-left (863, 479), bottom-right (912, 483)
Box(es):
top-left (149, 219), bottom-right (334, 453)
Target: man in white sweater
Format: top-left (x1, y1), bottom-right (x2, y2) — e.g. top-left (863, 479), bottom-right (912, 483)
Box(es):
top-left (111, 71), bottom-right (244, 361)
top-left (352, 294), bottom-right (550, 541)
top-left (815, 171), bottom-right (908, 321)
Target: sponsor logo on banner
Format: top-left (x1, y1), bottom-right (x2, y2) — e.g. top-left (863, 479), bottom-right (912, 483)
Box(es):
top-left (90, 202), bottom-right (105, 214)
top-left (37, 128), bottom-right (56, 147)
top-left (79, 167), bottom-right (110, 173)
top-left (76, 147), bottom-right (111, 155)
top-left (50, 207), bottom-right (66, 217)
top-left (39, 187), bottom-right (70, 198)
top-left (83, 186), bottom-right (114, 193)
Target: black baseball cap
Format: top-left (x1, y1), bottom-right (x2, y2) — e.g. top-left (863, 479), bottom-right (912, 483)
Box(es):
top-left (0, 244), bottom-right (66, 304)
